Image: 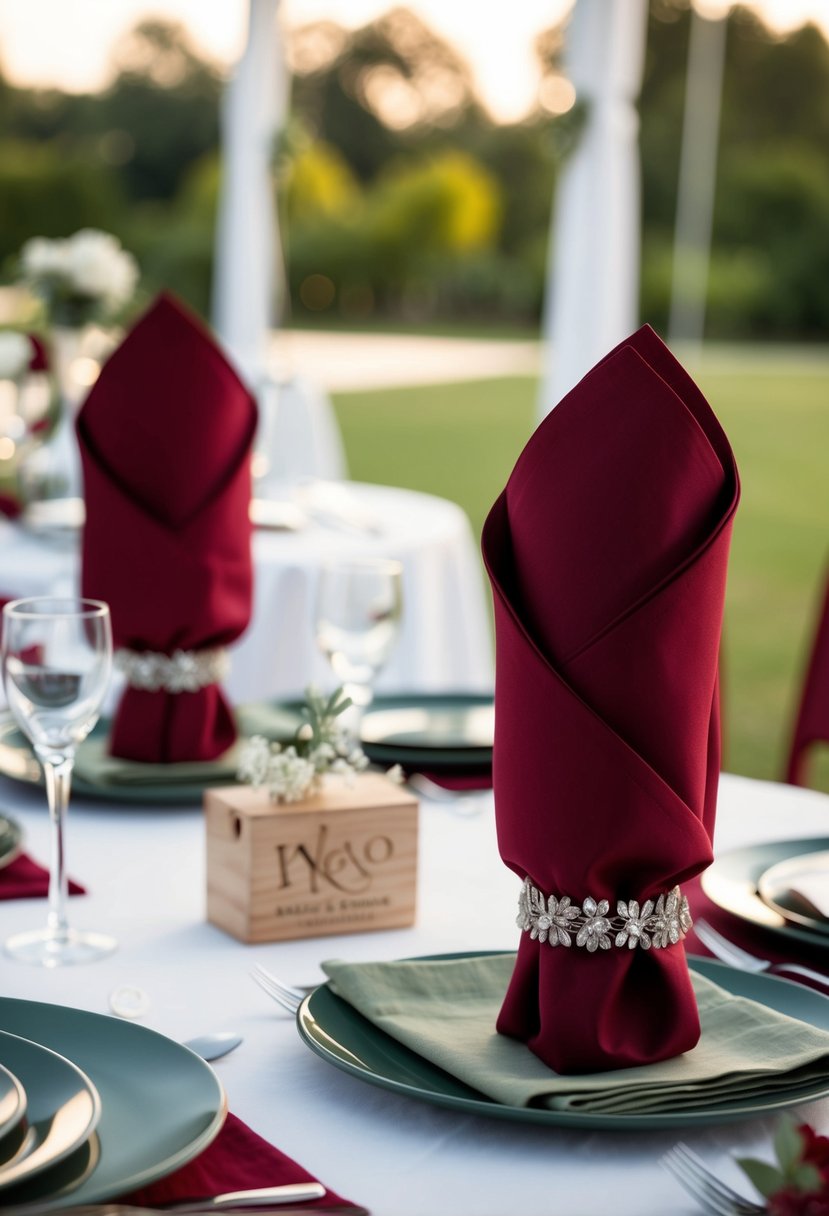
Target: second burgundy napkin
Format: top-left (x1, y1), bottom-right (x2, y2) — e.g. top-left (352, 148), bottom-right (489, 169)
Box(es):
top-left (482, 325), bottom-right (739, 1073)
top-left (77, 293), bottom-right (257, 763)
top-left (786, 566), bottom-right (829, 786)
top-left (124, 1113), bottom-right (359, 1210)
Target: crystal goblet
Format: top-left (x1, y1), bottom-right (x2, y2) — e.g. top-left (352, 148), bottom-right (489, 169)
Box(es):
top-left (2, 597), bottom-right (115, 966)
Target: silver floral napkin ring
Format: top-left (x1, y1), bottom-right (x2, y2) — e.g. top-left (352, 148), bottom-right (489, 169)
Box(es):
top-left (115, 647), bottom-right (229, 694)
top-left (516, 877), bottom-right (692, 952)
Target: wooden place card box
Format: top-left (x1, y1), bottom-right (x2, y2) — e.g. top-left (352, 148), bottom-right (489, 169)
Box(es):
top-left (205, 773), bottom-right (419, 943)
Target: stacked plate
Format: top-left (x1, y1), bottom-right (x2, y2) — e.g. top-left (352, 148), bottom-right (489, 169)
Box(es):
top-left (359, 693), bottom-right (493, 776)
top-left (703, 835), bottom-right (829, 949)
top-left (0, 999), bottom-right (225, 1212)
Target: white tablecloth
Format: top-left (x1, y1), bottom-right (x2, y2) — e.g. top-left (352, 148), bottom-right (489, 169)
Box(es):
top-left (2, 772), bottom-right (829, 1215)
top-left (0, 482), bottom-right (494, 703)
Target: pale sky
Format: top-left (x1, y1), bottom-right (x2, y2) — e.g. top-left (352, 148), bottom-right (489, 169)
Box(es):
top-left (0, 0), bottom-right (827, 121)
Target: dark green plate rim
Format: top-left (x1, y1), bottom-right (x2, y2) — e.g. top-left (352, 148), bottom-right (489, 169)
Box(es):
top-left (296, 952), bottom-right (829, 1130)
top-left (702, 836), bottom-right (829, 949)
top-left (360, 693), bottom-right (492, 770)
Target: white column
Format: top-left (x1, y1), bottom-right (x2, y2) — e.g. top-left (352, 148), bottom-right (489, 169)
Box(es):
top-left (538, 0), bottom-right (649, 417)
top-left (212, 0), bottom-right (287, 386)
top-left (668, 4), bottom-right (729, 363)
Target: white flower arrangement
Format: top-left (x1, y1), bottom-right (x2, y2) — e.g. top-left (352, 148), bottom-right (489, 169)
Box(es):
top-left (0, 331), bottom-right (32, 381)
top-left (19, 229), bottom-right (139, 326)
top-left (237, 686), bottom-right (404, 805)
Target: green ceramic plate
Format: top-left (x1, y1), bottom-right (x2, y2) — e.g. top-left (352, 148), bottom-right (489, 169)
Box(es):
top-left (0, 999), bottom-right (225, 1211)
top-left (702, 836), bottom-right (829, 948)
top-left (0, 814), bottom-right (23, 871)
top-left (0, 1061), bottom-right (26, 1146)
top-left (296, 953), bottom-right (829, 1131)
top-left (0, 1032), bottom-right (100, 1192)
top-left (0, 703), bottom-right (304, 807)
top-left (359, 694), bottom-right (493, 771)
top-left (757, 851), bottom-right (829, 936)
top-left (0, 694), bottom-right (493, 805)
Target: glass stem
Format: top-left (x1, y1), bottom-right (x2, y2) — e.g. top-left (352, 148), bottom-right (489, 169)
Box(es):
top-left (36, 747), bottom-right (74, 944)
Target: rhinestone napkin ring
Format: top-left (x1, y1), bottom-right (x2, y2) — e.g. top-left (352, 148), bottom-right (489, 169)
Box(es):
top-left (116, 646), bottom-right (229, 694)
top-left (516, 877), bottom-right (692, 952)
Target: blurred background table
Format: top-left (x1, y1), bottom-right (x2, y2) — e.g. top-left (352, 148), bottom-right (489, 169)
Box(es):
top-left (0, 480), bottom-right (493, 704)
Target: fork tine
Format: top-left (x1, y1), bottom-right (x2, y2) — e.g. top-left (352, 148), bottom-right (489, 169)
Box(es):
top-left (673, 1145), bottom-right (764, 1213)
top-left (693, 920), bottom-right (763, 972)
top-left (252, 963), bottom-right (308, 1001)
top-left (250, 968), bottom-right (302, 1013)
top-left (661, 1152), bottom-right (734, 1216)
top-left (661, 1145), bottom-right (765, 1215)
top-left (661, 1152), bottom-right (735, 1216)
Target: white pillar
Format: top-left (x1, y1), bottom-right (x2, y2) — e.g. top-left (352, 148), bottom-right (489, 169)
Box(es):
top-left (538, 0), bottom-right (649, 417)
top-left (668, 4), bottom-right (728, 363)
top-left (212, 0), bottom-right (287, 386)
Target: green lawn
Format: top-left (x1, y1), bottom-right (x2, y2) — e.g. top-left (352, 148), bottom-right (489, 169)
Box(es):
top-left (332, 353), bottom-right (829, 789)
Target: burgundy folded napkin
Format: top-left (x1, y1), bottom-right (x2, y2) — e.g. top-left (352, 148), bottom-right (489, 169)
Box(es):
top-left (123, 1112), bottom-right (358, 1209)
top-left (0, 494), bottom-right (22, 521)
top-left (77, 293), bottom-right (257, 763)
top-left (786, 567), bottom-right (829, 786)
top-left (0, 854), bottom-right (85, 900)
top-left (482, 325), bottom-right (739, 1074)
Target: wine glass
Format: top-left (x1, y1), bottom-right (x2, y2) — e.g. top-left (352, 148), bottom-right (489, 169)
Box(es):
top-left (2, 597), bottom-right (115, 966)
top-left (314, 558), bottom-right (403, 737)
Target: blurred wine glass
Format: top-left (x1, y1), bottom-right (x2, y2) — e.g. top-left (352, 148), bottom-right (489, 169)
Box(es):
top-left (314, 557), bottom-right (403, 736)
top-left (2, 597), bottom-right (115, 967)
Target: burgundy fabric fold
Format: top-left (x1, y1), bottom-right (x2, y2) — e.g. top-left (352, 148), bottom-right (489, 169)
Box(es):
top-left (481, 325), bottom-right (739, 1074)
top-left (785, 566), bottom-right (829, 786)
top-left (123, 1112), bottom-right (358, 1209)
top-left (0, 854), bottom-right (85, 900)
top-left (77, 293), bottom-right (257, 763)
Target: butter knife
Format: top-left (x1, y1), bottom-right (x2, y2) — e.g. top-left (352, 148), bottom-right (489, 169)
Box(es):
top-left (38, 1207), bottom-right (367, 1216)
top-left (4, 1181), bottom-right (367, 1216)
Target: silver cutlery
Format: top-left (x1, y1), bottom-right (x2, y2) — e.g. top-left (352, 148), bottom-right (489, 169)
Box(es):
top-left (160, 1182), bottom-right (326, 1209)
top-left (6, 1182), bottom-right (343, 1216)
top-left (406, 773), bottom-right (488, 813)
top-left (183, 1032), bottom-right (243, 1062)
top-left (250, 965), bottom-right (312, 1015)
top-left (694, 917), bottom-right (829, 991)
top-left (661, 1143), bottom-right (764, 1215)
top-left (52, 1206), bottom-right (365, 1216)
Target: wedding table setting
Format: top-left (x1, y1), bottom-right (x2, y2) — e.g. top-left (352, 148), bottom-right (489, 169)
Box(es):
top-left (3, 299), bottom-right (829, 1216)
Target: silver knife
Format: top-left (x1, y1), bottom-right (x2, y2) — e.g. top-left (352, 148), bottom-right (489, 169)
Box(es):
top-left (40, 1207), bottom-right (367, 1216)
top-left (158, 1184), bottom-right (326, 1211)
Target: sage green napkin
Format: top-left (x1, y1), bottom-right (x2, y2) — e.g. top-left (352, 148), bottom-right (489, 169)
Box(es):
top-left (73, 702), bottom-right (301, 788)
top-left (73, 737), bottom-right (244, 787)
top-left (322, 953), bottom-right (829, 1114)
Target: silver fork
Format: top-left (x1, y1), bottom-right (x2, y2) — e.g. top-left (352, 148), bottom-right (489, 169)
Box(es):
top-left (661, 1143), bottom-right (764, 1215)
top-left (694, 917), bottom-right (829, 992)
top-left (250, 963), bottom-right (313, 1014)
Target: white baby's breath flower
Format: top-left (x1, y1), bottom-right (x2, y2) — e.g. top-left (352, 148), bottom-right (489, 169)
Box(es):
top-left (266, 746), bottom-right (316, 803)
top-left (66, 229), bottom-right (139, 310)
top-left (385, 764), bottom-right (405, 786)
top-left (21, 236), bottom-right (69, 279)
top-left (237, 687), bottom-right (374, 804)
top-left (0, 332), bottom-right (32, 380)
top-left (236, 735), bottom-right (272, 787)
